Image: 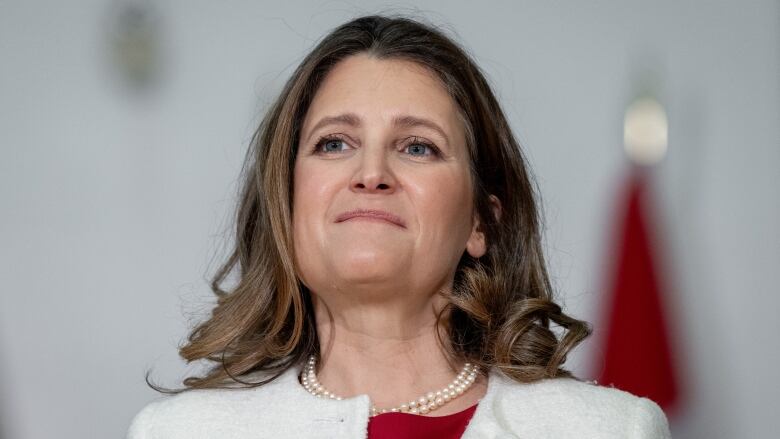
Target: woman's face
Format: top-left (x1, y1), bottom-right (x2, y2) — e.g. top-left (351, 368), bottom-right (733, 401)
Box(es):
top-left (292, 54), bottom-right (486, 300)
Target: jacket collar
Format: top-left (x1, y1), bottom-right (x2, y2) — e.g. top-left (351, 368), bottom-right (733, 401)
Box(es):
top-left (255, 359), bottom-right (509, 437)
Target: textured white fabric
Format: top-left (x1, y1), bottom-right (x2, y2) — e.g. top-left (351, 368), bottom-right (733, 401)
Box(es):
top-left (127, 361), bottom-right (671, 438)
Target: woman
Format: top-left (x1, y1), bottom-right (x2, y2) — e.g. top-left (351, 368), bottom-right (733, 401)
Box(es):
top-left (128, 14), bottom-right (671, 438)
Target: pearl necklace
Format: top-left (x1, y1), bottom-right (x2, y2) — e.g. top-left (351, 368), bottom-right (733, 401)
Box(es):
top-left (300, 354), bottom-right (478, 417)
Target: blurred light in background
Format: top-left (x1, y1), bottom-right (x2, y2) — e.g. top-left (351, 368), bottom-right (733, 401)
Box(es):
top-left (624, 96), bottom-right (668, 165)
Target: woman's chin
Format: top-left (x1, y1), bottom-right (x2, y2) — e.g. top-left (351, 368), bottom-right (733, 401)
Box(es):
top-left (335, 263), bottom-right (404, 283)
top-left (323, 253), bottom-right (407, 283)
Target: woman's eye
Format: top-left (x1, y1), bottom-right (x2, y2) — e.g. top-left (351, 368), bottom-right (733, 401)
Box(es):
top-left (323, 139), bottom-right (345, 152)
top-left (314, 137), bottom-right (350, 154)
top-left (404, 141), bottom-right (438, 157)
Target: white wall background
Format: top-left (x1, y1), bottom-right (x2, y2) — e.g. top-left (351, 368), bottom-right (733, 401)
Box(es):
top-left (1, 1), bottom-right (777, 438)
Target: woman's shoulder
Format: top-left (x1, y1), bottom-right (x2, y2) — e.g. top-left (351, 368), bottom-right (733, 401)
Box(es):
top-left (126, 388), bottom-right (255, 439)
top-left (496, 374), bottom-right (654, 409)
top-left (479, 372), bottom-right (671, 438)
top-left (126, 372), bottom-right (287, 439)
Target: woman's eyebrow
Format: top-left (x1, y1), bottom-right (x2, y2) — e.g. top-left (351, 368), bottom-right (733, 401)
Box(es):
top-left (304, 112), bottom-right (450, 145)
top-left (392, 114), bottom-right (450, 145)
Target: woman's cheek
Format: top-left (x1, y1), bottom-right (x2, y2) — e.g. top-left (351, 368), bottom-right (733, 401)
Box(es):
top-left (415, 173), bottom-right (473, 246)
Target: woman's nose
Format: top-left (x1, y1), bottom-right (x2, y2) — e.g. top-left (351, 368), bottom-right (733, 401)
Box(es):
top-left (349, 147), bottom-right (397, 194)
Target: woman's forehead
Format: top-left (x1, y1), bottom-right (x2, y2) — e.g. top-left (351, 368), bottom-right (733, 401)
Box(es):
top-left (300, 54), bottom-right (465, 146)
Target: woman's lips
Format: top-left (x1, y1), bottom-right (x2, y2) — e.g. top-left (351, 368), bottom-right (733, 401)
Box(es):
top-left (335, 209), bottom-right (406, 228)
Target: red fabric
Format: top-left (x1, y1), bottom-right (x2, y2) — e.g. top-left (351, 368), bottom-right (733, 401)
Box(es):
top-left (367, 403), bottom-right (478, 439)
top-left (597, 170), bottom-right (679, 412)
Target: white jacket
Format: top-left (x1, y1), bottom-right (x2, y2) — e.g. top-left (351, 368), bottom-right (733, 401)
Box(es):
top-left (127, 361), bottom-right (671, 438)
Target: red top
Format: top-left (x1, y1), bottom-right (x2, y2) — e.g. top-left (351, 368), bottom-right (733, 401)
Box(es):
top-left (367, 403), bottom-right (478, 439)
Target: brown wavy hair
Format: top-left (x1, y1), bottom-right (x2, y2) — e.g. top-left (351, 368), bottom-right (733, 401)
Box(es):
top-left (148, 14), bottom-right (591, 394)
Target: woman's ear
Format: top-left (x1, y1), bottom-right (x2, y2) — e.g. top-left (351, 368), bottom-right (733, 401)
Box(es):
top-left (487, 194), bottom-right (502, 223)
top-left (466, 195), bottom-right (502, 258)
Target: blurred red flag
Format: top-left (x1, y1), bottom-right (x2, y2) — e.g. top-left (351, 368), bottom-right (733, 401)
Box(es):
top-left (597, 169), bottom-right (679, 412)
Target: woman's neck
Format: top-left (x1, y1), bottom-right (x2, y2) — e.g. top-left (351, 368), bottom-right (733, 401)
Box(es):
top-left (308, 292), bottom-right (487, 416)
